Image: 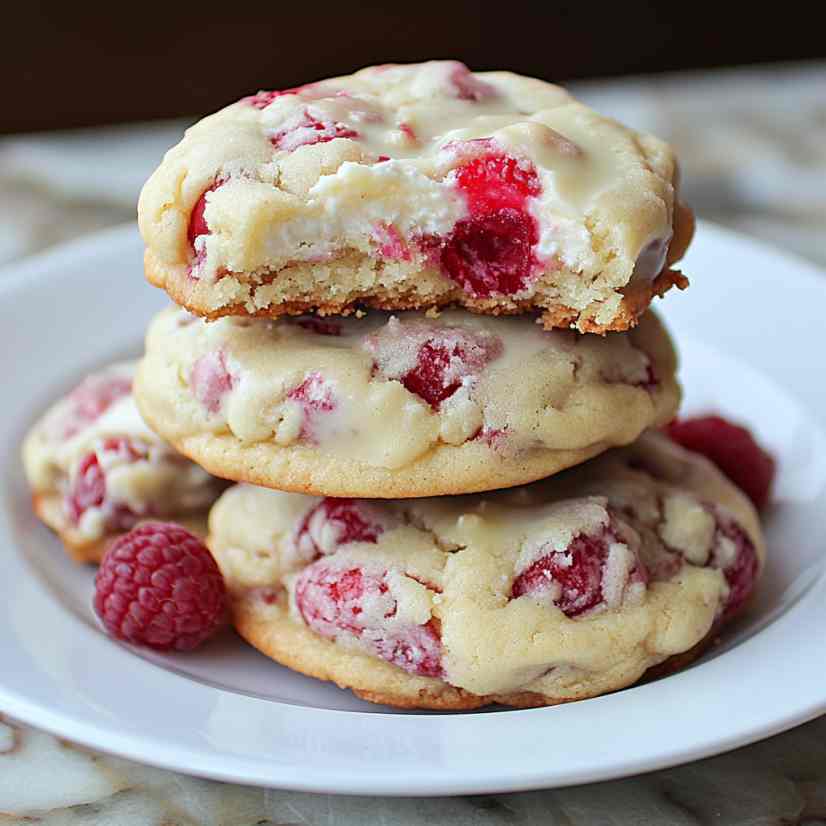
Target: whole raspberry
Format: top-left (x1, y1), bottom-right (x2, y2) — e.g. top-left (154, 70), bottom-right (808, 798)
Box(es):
top-left (93, 523), bottom-right (227, 651)
top-left (666, 416), bottom-right (776, 511)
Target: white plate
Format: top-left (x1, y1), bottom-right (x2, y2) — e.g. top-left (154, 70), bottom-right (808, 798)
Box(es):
top-left (1, 222), bottom-right (824, 796)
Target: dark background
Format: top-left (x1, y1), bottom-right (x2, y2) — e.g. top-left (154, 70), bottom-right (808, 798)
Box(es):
top-left (6, 2), bottom-right (825, 134)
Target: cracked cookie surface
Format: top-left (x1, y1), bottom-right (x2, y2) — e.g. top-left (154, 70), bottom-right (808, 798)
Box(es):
top-left (139, 60), bottom-right (693, 333)
top-left (135, 307), bottom-right (680, 497)
top-left (208, 431), bottom-right (765, 709)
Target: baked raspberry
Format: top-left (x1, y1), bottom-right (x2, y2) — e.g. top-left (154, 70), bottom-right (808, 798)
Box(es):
top-left (398, 122), bottom-right (417, 142)
top-left (241, 88), bottom-right (303, 109)
top-left (270, 110), bottom-right (359, 152)
top-left (400, 340), bottom-right (477, 408)
top-left (711, 511), bottom-right (760, 618)
top-left (371, 223), bottom-right (411, 261)
top-left (187, 180), bottom-right (223, 249)
top-left (294, 317), bottom-right (342, 336)
top-left (666, 416), bottom-right (775, 511)
top-left (190, 350), bottom-right (234, 414)
top-left (512, 526), bottom-right (648, 618)
top-left (364, 319), bottom-right (502, 409)
top-left (448, 62), bottom-right (496, 102)
top-left (94, 522), bottom-right (226, 651)
top-left (295, 562), bottom-right (442, 677)
top-left (474, 426), bottom-right (508, 451)
top-left (373, 621), bottom-right (443, 677)
top-left (455, 151), bottom-right (541, 214)
top-left (65, 438), bottom-right (147, 529)
top-left (292, 498), bottom-right (385, 561)
top-left (54, 373), bottom-right (132, 440)
top-left (287, 373), bottom-right (336, 441)
top-left (66, 451), bottom-right (105, 520)
top-left (441, 210), bottom-right (538, 297)
top-left (439, 151), bottom-right (541, 297)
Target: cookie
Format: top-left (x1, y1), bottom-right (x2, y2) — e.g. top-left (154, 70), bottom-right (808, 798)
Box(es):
top-left (22, 362), bottom-right (225, 563)
top-left (135, 307), bottom-right (680, 498)
top-left (139, 60), bottom-right (693, 334)
top-left (208, 430), bottom-right (765, 709)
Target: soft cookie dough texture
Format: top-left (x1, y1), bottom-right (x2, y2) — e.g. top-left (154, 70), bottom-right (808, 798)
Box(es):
top-left (135, 307), bottom-right (680, 498)
top-left (208, 432), bottom-right (765, 709)
top-left (22, 362), bottom-right (223, 563)
top-left (139, 60), bottom-right (693, 333)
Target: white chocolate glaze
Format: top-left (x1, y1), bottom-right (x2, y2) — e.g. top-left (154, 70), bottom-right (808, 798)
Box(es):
top-left (209, 431), bottom-right (765, 700)
top-left (23, 362), bottom-right (223, 543)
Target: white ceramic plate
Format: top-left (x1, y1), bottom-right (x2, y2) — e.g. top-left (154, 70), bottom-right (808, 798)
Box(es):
top-left (1, 222), bottom-right (824, 795)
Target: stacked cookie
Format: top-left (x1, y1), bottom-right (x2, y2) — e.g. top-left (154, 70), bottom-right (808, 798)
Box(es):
top-left (26, 61), bottom-right (767, 708)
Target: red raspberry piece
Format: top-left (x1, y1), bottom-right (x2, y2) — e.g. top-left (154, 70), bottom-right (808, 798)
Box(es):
top-left (371, 223), bottom-right (411, 261)
top-left (400, 339), bottom-right (479, 408)
top-left (373, 621), bottom-right (443, 677)
top-left (448, 62), bottom-right (496, 102)
top-left (292, 498), bottom-right (384, 561)
top-left (474, 426), bottom-right (508, 451)
top-left (240, 87), bottom-right (304, 108)
top-left (294, 317), bottom-right (342, 336)
top-left (67, 451), bottom-right (105, 521)
top-left (657, 505), bottom-right (759, 619)
top-left (187, 180), bottom-right (223, 250)
top-left (271, 110), bottom-right (359, 152)
top-left (439, 151), bottom-right (541, 297)
top-left (365, 321), bottom-right (502, 409)
top-left (52, 373), bottom-right (132, 440)
top-left (511, 527), bottom-right (648, 618)
top-left (706, 510), bottom-right (759, 619)
top-left (190, 351), bottom-right (234, 414)
top-left (66, 438), bottom-right (147, 529)
top-left (287, 373), bottom-right (336, 442)
top-left (455, 152), bottom-right (541, 214)
top-left (441, 209), bottom-right (538, 298)
top-left (666, 416), bottom-right (776, 510)
top-left (398, 122), bottom-right (417, 142)
top-left (295, 562), bottom-right (442, 677)
top-left (93, 522), bottom-right (226, 651)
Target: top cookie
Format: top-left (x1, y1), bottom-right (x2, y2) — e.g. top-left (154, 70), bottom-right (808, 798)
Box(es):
top-left (139, 61), bottom-right (693, 333)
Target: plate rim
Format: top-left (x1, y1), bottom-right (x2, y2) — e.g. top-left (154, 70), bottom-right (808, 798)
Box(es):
top-left (1, 220), bottom-right (825, 796)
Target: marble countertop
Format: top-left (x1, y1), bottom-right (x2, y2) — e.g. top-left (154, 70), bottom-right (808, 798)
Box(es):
top-left (1, 61), bottom-right (825, 824)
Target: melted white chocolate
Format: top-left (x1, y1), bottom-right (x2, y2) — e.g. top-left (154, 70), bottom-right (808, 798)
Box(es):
top-left (139, 306), bottom-right (676, 473)
top-left (209, 432), bottom-right (765, 699)
top-left (22, 362), bottom-right (221, 542)
top-left (139, 60), bottom-right (684, 329)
